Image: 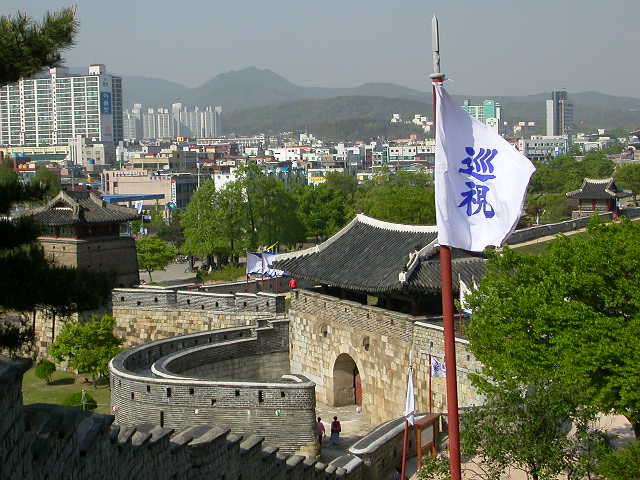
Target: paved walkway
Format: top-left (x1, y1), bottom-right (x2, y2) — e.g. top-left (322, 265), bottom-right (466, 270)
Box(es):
top-left (315, 402), bottom-right (372, 464)
top-left (314, 403), bottom-right (420, 479)
top-left (140, 262), bottom-right (197, 285)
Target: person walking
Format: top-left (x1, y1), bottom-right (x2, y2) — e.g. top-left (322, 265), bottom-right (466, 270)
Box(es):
top-left (330, 416), bottom-right (341, 445)
top-left (316, 417), bottom-right (325, 451)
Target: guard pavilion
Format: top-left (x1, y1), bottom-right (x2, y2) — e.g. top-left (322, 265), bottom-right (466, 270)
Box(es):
top-left (566, 177), bottom-right (631, 218)
top-left (23, 189), bottom-right (141, 287)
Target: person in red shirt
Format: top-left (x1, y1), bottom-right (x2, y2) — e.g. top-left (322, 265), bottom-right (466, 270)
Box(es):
top-left (330, 416), bottom-right (341, 445)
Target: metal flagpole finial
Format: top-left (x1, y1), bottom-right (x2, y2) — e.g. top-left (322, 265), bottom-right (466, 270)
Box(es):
top-left (430, 15), bottom-right (445, 81)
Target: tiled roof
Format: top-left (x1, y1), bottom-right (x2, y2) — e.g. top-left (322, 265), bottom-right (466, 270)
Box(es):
top-left (566, 178), bottom-right (631, 200)
top-left (274, 214), bottom-right (486, 294)
top-left (23, 190), bottom-right (139, 226)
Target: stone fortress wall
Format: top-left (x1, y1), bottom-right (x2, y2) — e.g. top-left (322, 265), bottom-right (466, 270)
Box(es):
top-left (40, 235), bottom-right (140, 287)
top-left (111, 288), bottom-right (286, 346)
top-left (0, 358), bottom-right (364, 480)
top-left (110, 318), bottom-right (318, 456)
top-left (288, 289), bottom-right (482, 428)
top-left (32, 288), bottom-right (287, 360)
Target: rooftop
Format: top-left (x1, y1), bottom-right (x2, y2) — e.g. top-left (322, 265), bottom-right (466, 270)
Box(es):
top-left (274, 214), bottom-right (485, 295)
top-left (23, 190), bottom-right (139, 226)
top-left (566, 177), bottom-right (632, 200)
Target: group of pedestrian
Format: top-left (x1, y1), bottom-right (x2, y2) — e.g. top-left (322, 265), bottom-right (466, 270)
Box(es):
top-left (316, 416), bottom-right (341, 451)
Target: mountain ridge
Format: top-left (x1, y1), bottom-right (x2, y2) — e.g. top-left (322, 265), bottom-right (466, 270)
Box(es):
top-left (117, 66), bottom-right (640, 113)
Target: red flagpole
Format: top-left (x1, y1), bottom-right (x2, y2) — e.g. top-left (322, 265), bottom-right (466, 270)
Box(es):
top-left (433, 66), bottom-right (463, 480)
top-left (428, 353), bottom-right (433, 414)
top-left (400, 418), bottom-right (409, 480)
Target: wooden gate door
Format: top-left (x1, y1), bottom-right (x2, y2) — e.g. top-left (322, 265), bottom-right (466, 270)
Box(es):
top-left (354, 370), bottom-right (362, 406)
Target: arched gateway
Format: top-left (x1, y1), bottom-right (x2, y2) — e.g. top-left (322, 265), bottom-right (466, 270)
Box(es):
top-left (332, 353), bottom-right (362, 406)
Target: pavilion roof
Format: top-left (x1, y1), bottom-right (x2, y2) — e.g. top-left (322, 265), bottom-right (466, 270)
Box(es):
top-left (566, 178), bottom-right (631, 200)
top-left (274, 214), bottom-right (486, 295)
top-left (23, 190), bottom-right (139, 226)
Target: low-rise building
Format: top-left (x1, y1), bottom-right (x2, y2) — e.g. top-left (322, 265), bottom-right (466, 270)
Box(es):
top-left (517, 135), bottom-right (568, 161)
top-left (101, 169), bottom-right (198, 209)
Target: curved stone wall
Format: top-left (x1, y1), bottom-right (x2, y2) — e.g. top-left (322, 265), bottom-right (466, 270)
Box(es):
top-left (109, 319), bottom-right (317, 455)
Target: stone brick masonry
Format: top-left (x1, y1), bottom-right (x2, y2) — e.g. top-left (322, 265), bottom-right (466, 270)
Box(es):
top-left (110, 320), bottom-right (318, 456)
top-left (288, 290), bottom-right (483, 428)
top-left (0, 357), bottom-right (363, 480)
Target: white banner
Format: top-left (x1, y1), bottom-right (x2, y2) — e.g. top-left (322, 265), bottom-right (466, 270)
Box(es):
top-left (435, 85), bottom-right (535, 252)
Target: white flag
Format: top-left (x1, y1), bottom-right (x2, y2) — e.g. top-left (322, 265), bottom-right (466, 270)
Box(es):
top-left (134, 200), bottom-right (144, 214)
top-left (404, 367), bottom-right (415, 425)
top-left (261, 252), bottom-right (286, 278)
top-left (435, 85), bottom-right (535, 252)
top-left (459, 276), bottom-right (472, 314)
top-left (246, 253), bottom-right (264, 275)
top-left (431, 356), bottom-right (446, 378)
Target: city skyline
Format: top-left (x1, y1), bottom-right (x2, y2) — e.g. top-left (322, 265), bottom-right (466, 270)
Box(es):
top-left (3, 0), bottom-right (640, 98)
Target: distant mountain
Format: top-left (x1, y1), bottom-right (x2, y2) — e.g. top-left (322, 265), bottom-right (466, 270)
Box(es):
top-left (119, 67), bottom-right (432, 110)
top-left (120, 75), bottom-right (189, 106)
top-left (116, 66), bottom-right (640, 133)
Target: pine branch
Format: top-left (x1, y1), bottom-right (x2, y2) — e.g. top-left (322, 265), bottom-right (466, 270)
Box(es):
top-left (0, 7), bottom-right (78, 86)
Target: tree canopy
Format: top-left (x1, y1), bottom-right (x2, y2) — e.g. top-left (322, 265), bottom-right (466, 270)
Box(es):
top-left (49, 314), bottom-right (123, 385)
top-left (467, 218), bottom-right (640, 438)
top-left (0, 7), bottom-right (77, 86)
top-left (615, 163), bottom-right (640, 199)
top-left (136, 237), bottom-right (176, 282)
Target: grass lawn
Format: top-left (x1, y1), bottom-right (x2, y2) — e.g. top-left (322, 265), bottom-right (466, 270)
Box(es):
top-left (22, 366), bottom-right (112, 415)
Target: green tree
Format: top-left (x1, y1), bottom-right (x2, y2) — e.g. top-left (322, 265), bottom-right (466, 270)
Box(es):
top-left (325, 172), bottom-right (358, 205)
top-left (526, 193), bottom-right (575, 224)
top-left (0, 7), bottom-right (77, 85)
top-left (356, 171), bottom-right (436, 224)
top-left (581, 151), bottom-right (615, 178)
top-left (136, 237), bottom-right (176, 282)
top-left (596, 441), bottom-right (640, 479)
top-left (182, 180), bottom-right (224, 265)
top-left (34, 359), bottom-right (55, 384)
top-left (467, 218), bottom-right (640, 438)
top-left (615, 163), bottom-right (640, 201)
top-left (31, 168), bottom-right (61, 199)
top-left (150, 206), bottom-right (184, 247)
top-left (295, 183), bottom-right (347, 242)
top-left (239, 165), bottom-right (305, 249)
top-left (49, 314), bottom-right (123, 386)
top-left (418, 378), bottom-right (608, 480)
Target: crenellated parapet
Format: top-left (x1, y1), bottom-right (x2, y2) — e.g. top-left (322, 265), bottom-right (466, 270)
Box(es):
top-left (109, 319), bottom-right (317, 456)
top-left (0, 356), bottom-right (363, 480)
top-left (112, 288), bottom-right (286, 314)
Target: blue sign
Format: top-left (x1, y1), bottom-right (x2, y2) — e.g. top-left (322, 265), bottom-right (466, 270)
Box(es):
top-left (167, 202), bottom-right (177, 209)
top-left (100, 92), bottom-right (112, 115)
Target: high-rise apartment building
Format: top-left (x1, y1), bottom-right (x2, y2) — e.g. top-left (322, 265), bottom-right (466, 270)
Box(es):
top-left (0, 64), bottom-right (123, 147)
top-left (462, 99), bottom-right (502, 133)
top-left (546, 90), bottom-right (573, 137)
top-left (128, 104), bottom-right (222, 140)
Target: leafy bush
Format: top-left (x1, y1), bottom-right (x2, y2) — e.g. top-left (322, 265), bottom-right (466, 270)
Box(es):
top-left (34, 359), bottom-right (55, 384)
top-left (61, 391), bottom-right (97, 411)
top-left (197, 264), bottom-right (246, 283)
top-left (596, 441), bottom-right (640, 479)
top-left (49, 314), bottom-right (123, 385)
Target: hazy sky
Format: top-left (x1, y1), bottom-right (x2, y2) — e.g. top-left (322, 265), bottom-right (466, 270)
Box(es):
top-left (4, 0), bottom-right (640, 97)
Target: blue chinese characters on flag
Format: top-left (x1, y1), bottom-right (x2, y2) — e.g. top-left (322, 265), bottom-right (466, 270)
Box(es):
top-left (434, 85), bottom-right (535, 252)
